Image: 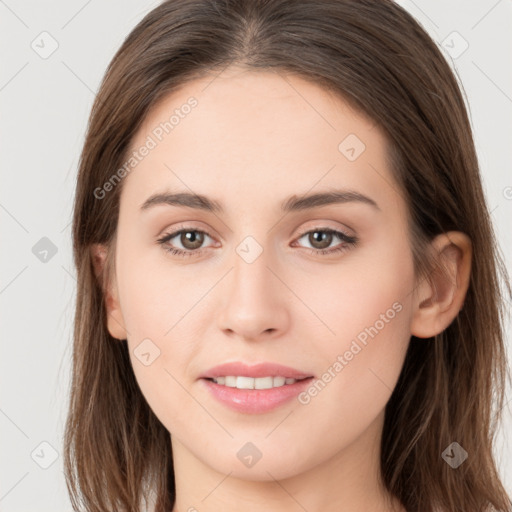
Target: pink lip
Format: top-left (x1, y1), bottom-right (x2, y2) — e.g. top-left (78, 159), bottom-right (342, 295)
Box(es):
top-left (199, 362), bottom-right (313, 380)
top-left (200, 377), bottom-right (314, 414)
top-left (198, 362), bottom-right (315, 414)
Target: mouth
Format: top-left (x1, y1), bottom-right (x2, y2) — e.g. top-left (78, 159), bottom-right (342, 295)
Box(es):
top-left (203, 375), bottom-right (310, 389)
top-left (199, 361), bottom-right (314, 381)
top-left (198, 361), bottom-right (315, 414)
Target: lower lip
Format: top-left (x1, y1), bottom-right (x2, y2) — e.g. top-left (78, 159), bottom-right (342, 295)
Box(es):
top-left (200, 377), bottom-right (314, 414)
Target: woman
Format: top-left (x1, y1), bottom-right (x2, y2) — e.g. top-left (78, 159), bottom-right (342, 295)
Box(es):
top-left (64, 1), bottom-right (511, 510)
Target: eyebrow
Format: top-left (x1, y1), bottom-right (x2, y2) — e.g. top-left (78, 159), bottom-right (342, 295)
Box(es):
top-left (140, 189), bottom-right (380, 214)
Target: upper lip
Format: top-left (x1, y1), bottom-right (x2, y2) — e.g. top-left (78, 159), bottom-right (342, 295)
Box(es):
top-left (200, 362), bottom-right (314, 380)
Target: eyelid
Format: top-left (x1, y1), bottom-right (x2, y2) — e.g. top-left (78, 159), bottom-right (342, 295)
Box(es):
top-left (157, 225), bottom-right (218, 247)
top-left (157, 220), bottom-right (212, 237)
top-left (158, 221), bottom-right (221, 242)
top-left (157, 221), bottom-right (358, 257)
top-left (292, 227), bottom-right (358, 250)
top-left (294, 221), bottom-right (355, 239)
top-left (158, 221), bottom-right (353, 243)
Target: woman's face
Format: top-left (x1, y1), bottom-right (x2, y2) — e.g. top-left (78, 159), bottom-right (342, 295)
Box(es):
top-left (108, 66), bottom-right (416, 481)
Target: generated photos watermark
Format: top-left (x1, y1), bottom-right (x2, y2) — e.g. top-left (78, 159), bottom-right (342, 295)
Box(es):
top-left (93, 96), bottom-right (198, 200)
top-left (298, 301), bottom-right (403, 405)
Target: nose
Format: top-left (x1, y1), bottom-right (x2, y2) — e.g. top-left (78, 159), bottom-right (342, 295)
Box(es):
top-left (217, 245), bottom-right (289, 342)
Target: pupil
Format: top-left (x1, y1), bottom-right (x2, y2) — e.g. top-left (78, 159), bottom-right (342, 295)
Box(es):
top-left (311, 231), bottom-right (331, 249)
top-left (182, 231), bottom-right (203, 249)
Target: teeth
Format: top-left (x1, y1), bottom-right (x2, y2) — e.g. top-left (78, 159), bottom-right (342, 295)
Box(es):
top-left (211, 376), bottom-right (298, 389)
top-left (224, 376), bottom-right (236, 387)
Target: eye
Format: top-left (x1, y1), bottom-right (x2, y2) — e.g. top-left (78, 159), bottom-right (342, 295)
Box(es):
top-left (156, 226), bottom-right (215, 257)
top-left (293, 228), bottom-right (358, 256)
top-left (156, 225), bottom-right (358, 258)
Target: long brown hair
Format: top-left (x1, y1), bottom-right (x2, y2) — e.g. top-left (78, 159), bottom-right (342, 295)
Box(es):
top-left (64, 1), bottom-right (512, 510)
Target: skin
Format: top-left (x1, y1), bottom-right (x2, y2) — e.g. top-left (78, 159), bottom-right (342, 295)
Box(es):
top-left (92, 66), bottom-right (471, 512)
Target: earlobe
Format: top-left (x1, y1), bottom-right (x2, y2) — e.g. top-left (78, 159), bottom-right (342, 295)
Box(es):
top-left (90, 243), bottom-right (128, 341)
top-left (410, 232), bottom-right (472, 339)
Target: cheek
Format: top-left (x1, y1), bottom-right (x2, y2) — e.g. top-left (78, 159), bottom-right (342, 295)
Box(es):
top-left (295, 237), bottom-right (414, 412)
top-left (294, 297), bottom-right (411, 464)
top-left (117, 238), bottom-right (207, 339)
top-left (115, 245), bottom-right (209, 429)
top-left (299, 234), bottom-right (414, 349)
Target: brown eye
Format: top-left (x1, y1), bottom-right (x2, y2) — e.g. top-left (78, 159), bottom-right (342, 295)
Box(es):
top-left (294, 228), bottom-right (358, 256)
top-left (307, 230), bottom-right (333, 250)
top-left (157, 228), bottom-right (214, 257)
top-left (179, 230), bottom-right (205, 250)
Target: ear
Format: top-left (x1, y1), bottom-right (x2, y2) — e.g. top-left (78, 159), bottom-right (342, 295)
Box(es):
top-left (410, 231), bottom-right (472, 338)
top-left (90, 243), bottom-right (128, 341)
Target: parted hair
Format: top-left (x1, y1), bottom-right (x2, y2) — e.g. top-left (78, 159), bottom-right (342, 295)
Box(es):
top-left (64, 1), bottom-right (512, 511)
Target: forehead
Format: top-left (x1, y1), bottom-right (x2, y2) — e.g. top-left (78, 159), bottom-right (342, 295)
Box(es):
top-left (121, 67), bottom-right (397, 217)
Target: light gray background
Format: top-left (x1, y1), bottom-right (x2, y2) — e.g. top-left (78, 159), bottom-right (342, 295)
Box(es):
top-left (1, 0), bottom-right (511, 510)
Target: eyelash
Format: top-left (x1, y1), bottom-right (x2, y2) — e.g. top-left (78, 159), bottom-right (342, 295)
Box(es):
top-left (156, 225), bottom-right (358, 258)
